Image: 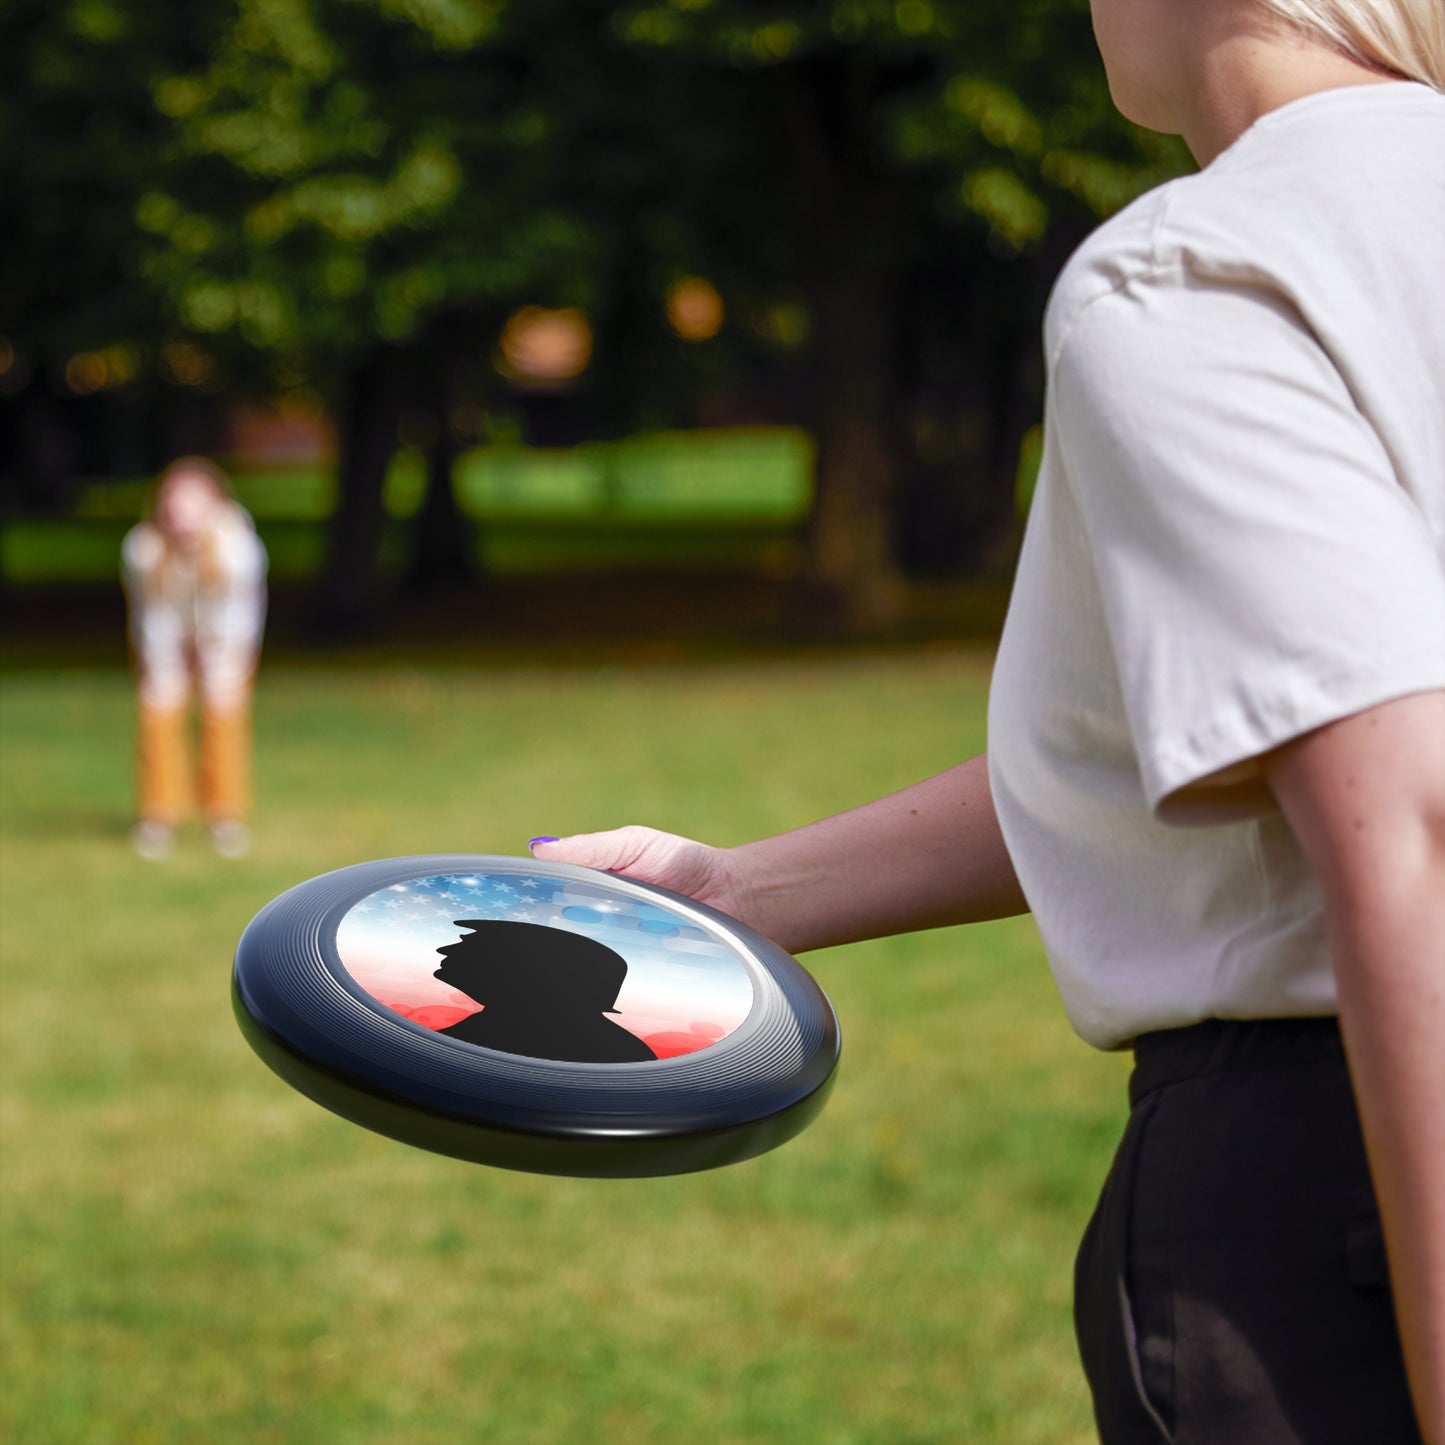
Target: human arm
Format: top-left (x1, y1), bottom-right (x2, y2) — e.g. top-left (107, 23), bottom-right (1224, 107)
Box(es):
top-left (531, 751), bottom-right (1028, 954)
top-left (1262, 689), bottom-right (1445, 1445)
top-left (120, 524), bottom-right (192, 709)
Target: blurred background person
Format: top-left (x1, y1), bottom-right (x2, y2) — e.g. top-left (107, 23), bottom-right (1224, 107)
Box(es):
top-left (121, 457), bottom-right (267, 860)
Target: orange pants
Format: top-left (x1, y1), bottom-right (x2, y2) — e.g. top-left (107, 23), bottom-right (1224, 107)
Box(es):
top-left (137, 692), bottom-right (252, 826)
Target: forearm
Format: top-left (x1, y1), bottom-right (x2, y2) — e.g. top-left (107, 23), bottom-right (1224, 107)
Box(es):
top-left (727, 751), bottom-right (1028, 954)
top-left (1330, 848), bottom-right (1445, 1445)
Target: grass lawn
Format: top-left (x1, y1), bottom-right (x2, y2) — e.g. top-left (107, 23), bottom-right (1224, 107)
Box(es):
top-left (0, 652), bottom-right (1127, 1444)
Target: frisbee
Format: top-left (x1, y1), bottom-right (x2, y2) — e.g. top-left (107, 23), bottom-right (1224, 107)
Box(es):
top-left (232, 855), bottom-right (839, 1177)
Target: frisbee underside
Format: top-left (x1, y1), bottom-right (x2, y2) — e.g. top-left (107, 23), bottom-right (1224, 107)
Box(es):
top-left (232, 856), bottom-right (840, 1178)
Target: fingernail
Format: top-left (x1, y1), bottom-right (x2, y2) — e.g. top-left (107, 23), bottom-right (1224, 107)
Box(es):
top-left (528, 836), bottom-right (559, 850)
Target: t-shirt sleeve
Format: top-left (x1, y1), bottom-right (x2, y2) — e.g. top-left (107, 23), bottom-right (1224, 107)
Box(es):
top-left (1052, 273), bottom-right (1445, 823)
top-left (120, 522), bottom-right (162, 592)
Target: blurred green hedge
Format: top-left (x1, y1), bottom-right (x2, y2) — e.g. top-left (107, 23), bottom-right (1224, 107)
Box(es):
top-left (2, 428), bottom-right (815, 583)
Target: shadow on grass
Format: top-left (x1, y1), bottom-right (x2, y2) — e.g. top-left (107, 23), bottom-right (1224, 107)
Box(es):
top-left (1, 571), bottom-right (1013, 674)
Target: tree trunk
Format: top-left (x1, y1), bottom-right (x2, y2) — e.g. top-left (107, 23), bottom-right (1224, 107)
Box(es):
top-left (405, 356), bottom-right (475, 597)
top-left (313, 345), bottom-right (404, 641)
top-left (404, 420), bottom-right (473, 596)
top-left (775, 56), bottom-right (908, 635)
top-left (5, 382), bottom-right (81, 514)
top-left (892, 235), bottom-right (1057, 580)
top-left (804, 269), bottom-right (905, 632)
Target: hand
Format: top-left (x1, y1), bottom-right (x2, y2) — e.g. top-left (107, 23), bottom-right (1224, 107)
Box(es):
top-left (530, 826), bottom-right (756, 927)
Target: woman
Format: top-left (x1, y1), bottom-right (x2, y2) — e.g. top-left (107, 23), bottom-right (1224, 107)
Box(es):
top-left (122, 457), bottom-right (267, 859)
top-left (529, 2), bottom-right (1444, 1440)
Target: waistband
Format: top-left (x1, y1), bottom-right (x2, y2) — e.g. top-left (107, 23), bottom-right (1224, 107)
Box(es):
top-left (1129, 1016), bottom-right (1344, 1108)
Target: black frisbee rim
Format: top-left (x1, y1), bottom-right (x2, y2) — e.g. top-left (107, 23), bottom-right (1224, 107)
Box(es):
top-left (232, 855), bottom-right (840, 1177)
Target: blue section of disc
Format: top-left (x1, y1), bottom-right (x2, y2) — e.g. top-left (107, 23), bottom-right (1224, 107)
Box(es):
top-left (560, 905), bottom-right (606, 925)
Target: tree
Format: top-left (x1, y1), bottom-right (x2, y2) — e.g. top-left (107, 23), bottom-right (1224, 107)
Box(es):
top-left (122, 0), bottom-right (613, 631)
top-left (605, 0), bottom-right (1191, 626)
top-left (0, 0), bottom-right (227, 507)
top-left (3, 0), bottom-right (1189, 633)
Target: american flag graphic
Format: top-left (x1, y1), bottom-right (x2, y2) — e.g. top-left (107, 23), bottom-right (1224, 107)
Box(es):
top-left (335, 871), bottom-right (754, 1058)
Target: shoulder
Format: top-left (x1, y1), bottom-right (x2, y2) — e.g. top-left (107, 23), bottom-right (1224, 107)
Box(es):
top-left (605, 1023), bottom-right (660, 1063)
top-left (218, 500), bottom-right (260, 540)
top-left (1045, 83), bottom-right (1445, 368)
top-left (1043, 182), bottom-right (1182, 363)
top-left (1043, 155), bottom-right (1294, 366)
top-left (122, 522), bottom-right (165, 574)
top-left (212, 504), bottom-right (268, 574)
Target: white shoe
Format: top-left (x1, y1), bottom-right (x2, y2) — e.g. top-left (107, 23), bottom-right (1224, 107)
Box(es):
top-left (132, 820), bottom-right (174, 861)
top-left (210, 821), bottom-right (252, 859)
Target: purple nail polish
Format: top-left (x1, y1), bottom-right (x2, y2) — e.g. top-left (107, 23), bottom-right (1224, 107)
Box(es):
top-left (528, 836), bottom-right (559, 849)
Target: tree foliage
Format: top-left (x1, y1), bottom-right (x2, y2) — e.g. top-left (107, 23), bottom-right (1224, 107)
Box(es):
top-left (2, 0), bottom-right (1192, 627)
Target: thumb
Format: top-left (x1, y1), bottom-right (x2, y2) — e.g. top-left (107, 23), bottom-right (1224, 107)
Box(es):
top-left (528, 826), bottom-right (654, 873)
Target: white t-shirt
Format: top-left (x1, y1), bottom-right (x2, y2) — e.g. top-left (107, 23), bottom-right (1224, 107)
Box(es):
top-left (988, 82), bottom-right (1445, 1050)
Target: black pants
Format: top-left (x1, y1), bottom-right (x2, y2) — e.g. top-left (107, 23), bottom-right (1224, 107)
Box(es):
top-left (1074, 1018), bottom-right (1422, 1445)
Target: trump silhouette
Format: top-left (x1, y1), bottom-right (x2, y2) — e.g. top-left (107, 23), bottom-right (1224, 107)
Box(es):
top-left (434, 919), bottom-right (658, 1064)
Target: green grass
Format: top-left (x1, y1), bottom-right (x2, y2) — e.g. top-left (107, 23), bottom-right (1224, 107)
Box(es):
top-left (0, 654), bottom-right (1127, 1444)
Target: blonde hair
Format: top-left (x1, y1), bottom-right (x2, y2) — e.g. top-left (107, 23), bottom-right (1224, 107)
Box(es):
top-left (1257, 0), bottom-right (1445, 89)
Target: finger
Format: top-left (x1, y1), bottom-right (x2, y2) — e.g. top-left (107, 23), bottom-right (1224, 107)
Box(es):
top-left (529, 828), bottom-right (649, 872)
